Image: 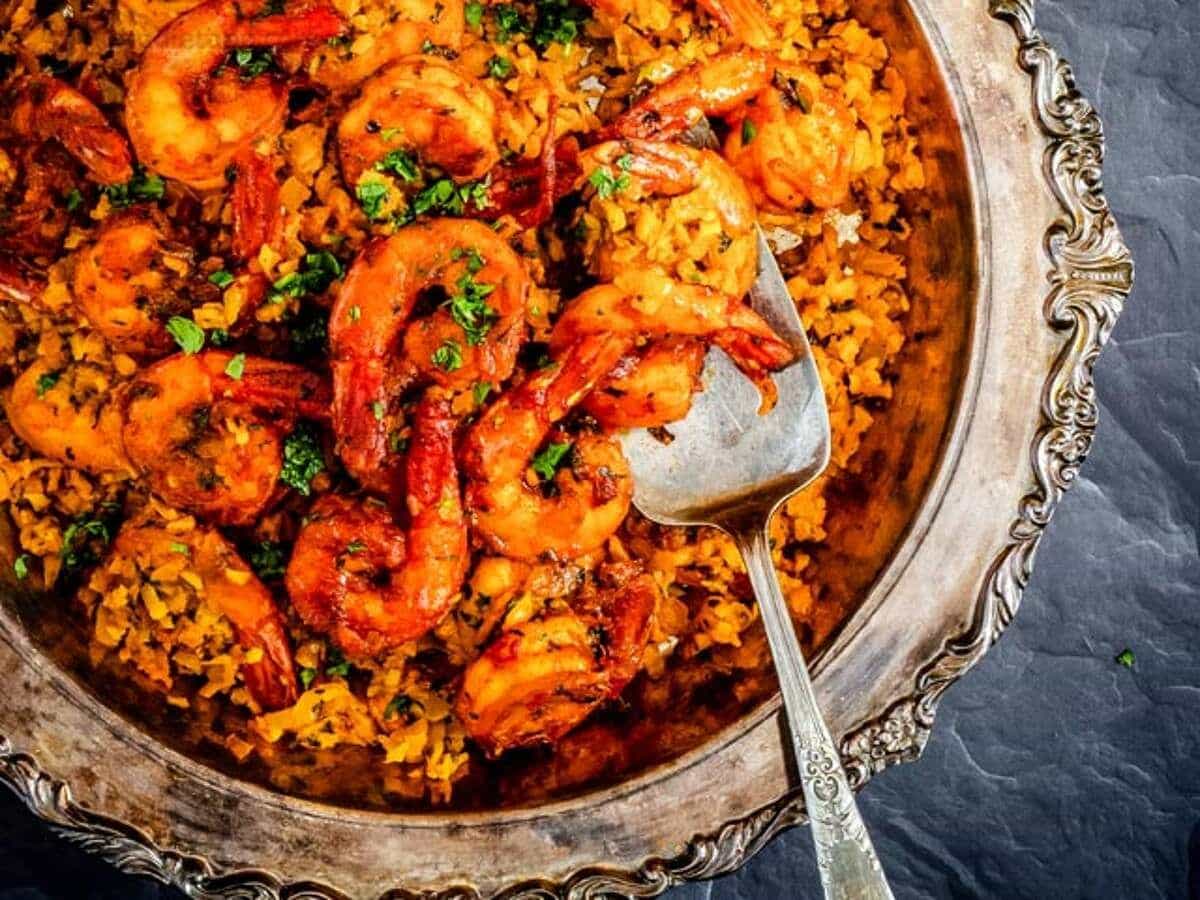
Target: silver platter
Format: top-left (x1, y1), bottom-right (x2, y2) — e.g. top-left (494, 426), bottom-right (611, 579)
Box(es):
top-left (0, 0), bottom-right (1134, 897)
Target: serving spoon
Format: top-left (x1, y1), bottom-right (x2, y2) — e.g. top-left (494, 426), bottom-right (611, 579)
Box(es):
top-left (617, 125), bottom-right (894, 900)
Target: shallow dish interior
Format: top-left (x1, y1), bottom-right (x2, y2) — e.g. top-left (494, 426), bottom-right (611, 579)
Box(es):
top-left (0, 0), bottom-right (976, 813)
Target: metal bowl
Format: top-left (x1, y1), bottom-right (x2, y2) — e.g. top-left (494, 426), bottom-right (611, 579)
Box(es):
top-left (0, 0), bottom-right (1133, 896)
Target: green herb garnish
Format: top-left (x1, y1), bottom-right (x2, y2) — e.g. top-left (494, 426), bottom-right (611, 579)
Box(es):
top-left (431, 339), bottom-right (463, 372)
top-left (249, 540), bottom-right (288, 581)
top-left (375, 149), bottom-right (419, 182)
top-left (13, 555), bottom-right (30, 580)
top-left (101, 171), bottom-right (165, 208)
top-left (741, 119), bottom-right (757, 145)
top-left (472, 381), bottom-right (492, 406)
top-left (356, 180), bottom-right (391, 221)
top-left (531, 441), bottom-right (572, 481)
top-left (270, 251), bottom-right (343, 301)
top-left (208, 269), bottom-right (235, 288)
top-left (279, 424), bottom-right (324, 496)
top-left (35, 370), bottom-right (60, 397)
top-left (1115, 648), bottom-right (1135, 669)
top-left (166, 317), bottom-right (205, 354)
top-left (486, 55), bottom-right (514, 79)
top-left (224, 353), bottom-right (246, 380)
top-left (587, 166), bottom-right (631, 199)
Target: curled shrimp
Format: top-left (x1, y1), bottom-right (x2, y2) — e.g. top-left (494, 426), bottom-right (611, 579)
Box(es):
top-left (462, 333), bottom-right (634, 562)
top-left (125, 0), bottom-right (345, 189)
top-left (329, 219), bottom-right (529, 493)
top-left (306, 0), bottom-right (465, 89)
top-left (601, 49), bottom-right (772, 142)
top-left (285, 395), bottom-right (468, 657)
top-left (110, 515), bottom-right (298, 710)
top-left (550, 277), bottom-right (793, 379)
top-left (336, 57), bottom-right (501, 191)
top-left (577, 139), bottom-right (759, 299)
top-left (71, 212), bottom-right (193, 357)
top-left (122, 351), bottom-right (330, 526)
top-left (581, 338), bottom-right (706, 429)
top-left (456, 562), bottom-right (657, 756)
top-left (8, 75), bottom-right (133, 185)
top-left (6, 359), bottom-right (133, 476)
top-left (723, 63), bottom-right (860, 211)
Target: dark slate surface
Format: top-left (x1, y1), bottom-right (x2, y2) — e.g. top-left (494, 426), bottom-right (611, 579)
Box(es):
top-left (1, 0), bottom-right (1197, 897)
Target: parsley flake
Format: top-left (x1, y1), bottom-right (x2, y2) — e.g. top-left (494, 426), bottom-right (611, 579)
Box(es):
top-left (531, 441), bottom-right (572, 481)
top-left (431, 339), bottom-right (463, 372)
top-left (166, 316), bottom-right (205, 354)
top-left (279, 424), bottom-right (324, 496)
top-left (1115, 648), bottom-right (1135, 669)
top-left (224, 353), bottom-right (246, 380)
top-left (208, 269), bottom-right (235, 288)
top-left (13, 554), bottom-right (30, 580)
top-left (35, 370), bottom-right (60, 397)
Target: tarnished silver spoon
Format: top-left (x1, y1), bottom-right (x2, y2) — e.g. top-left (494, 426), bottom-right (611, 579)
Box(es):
top-left (617, 121), bottom-right (894, 900)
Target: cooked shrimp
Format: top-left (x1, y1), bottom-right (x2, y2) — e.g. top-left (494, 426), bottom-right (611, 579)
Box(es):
top-left (8, 75), bottom-right (133, 185)
top-left (122, 351), bottom-right (330, 526)
top-left (336, 57), bottom-right (501, 190)
top-left (463, 333), bottom-right (634, 561)
top-left (550, 276), bottom-right (793, 378)
top-left (601, 49), bottom-right (772, 142)
top-left (329, 219), bottom-right (529, 493)
top-left (230, 149), bottom-right (282, 261)
top-left (456, 562), bottom-right (657, 756)
top-left (577, 139), bottom-right (759, 299)
top-left (125, 0), bottom-right (345, 189)
top-left (724, 63), bottom-right (860, 210)
top-left (306, 0), bottom-right (465, 89)
top-left (6, 359), bottom-right (133, 476)
top-left (581, 338), bottom-right (706, 429)
top-left (587, 0), bottom-right (773, 48)
top-left (286, 395), bottom-right (467, 657)
top-left (111, 515), bottom-right (297, 710)
top-left (71, 212), bottom-right (192, 357)
top-left (0, 256), bottom-right (43, 307)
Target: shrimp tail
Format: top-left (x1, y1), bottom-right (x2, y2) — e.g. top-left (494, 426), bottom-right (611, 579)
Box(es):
top-left (0, 256), bottom-right (45, 306)
top-left (229, 4), bottom-right (347, 46)
top-left (236, 613), bottom-right (300, 710)
top-left (231, 151), bottom-right (282, 261)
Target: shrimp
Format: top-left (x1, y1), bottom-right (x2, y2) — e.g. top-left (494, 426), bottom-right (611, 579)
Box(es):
top-left (336, 57), bottom-right (501, 190)
top-left (577, 139), bottom-right (759, 299)
top-left (586, 0), bottom-right (773, 48)
top-left (8, 75), bottom-right (133, 185)
top-left (600, 49), bottom-right (772, 142)
top-left (230, 149), bottom-right (282, 261)
top-left (456, 562), bottom-right (657, 756)
top-left (462, 333), bottom-right (634, 561)
top-left (550, 277), bottom-right (794, 379)
top-left (285, 395), bottom-right (468, 657)
top-left (306, 0), bottom-right (465, 89)
top-left (723, 63), bottom-right (860, 211)
top-left (580, 338), bottom-right (706, 429)
top-left (71, 212), bottom-right (193, 357)
top-left (0, 256), bottom-right (43, 307)
top-left (121, 351), bottom-right (330, 526)
top-left (125, 0), bottom-right (345, 189)
top-left (110, 515), bottom-right (297, 710)
top-left (329, 219), bottom-right (529, 493)
top-left (6, 359), bottom-right (133, 476)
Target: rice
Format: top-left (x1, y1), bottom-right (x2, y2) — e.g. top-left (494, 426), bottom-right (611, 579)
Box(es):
top-left (0, 0), bottom-right (925, 803)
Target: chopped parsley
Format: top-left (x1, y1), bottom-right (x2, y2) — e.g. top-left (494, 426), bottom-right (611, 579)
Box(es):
top-left (299, 667), bottom-right (317, 689)
top-left (371, 400), bottom-right (386, 421)
top-left (35, 370), bottom-right (60, 397)
top-left (208, 328), bottom-right (232, 347)
top-left (741, 118), bottom-right (757, 145)
top-left (587, 166), bottom-right (631, 199)
top-left (224, 353), bottom-right (246, 380)
top-left (531, 441), bottom-right (572, 481)
top-left (347, 305), bottom-right (362, 322)
top-left (486, 54), bottom-right (514, 79)
top-left (231, 47), bottom-right (275, 78)
top-left (289, 304), bottom-right (329, 357)
top-left (1115, 648), bottom-right (1135, 669)
top-left (531, 0), bottom-right (589, 48)
top-left (101, 170), bottom-right (165, 208)
top-left (375, 148), bottom-right (419, 182)
top-left (472, 380), bottom-right (493, 406)
top-left (270, 251), bottom-right (343, 301)
top-left (279, 424), bottom-right (324, 496)
top-left (64, 188), bottom-right (83, 211)
top-left (12, 554), bottom-right (30, 580)
top-left (166, 316), bottom-right (205, 354)
top-left (431, 339), bottom-right (463, 372)
top-left (384, 692), bottom-right (424, 720)
top-left (169, 542), bottom-right (190, 555)
top-left (465, 0), bottom-right (483, 27)
top-left (345, 539), bottom-right (366, 555)
top-left (59, 511), bottom-right (116, 571)
top-left (356, 180), bottom-right (391, 220)
top-left (208, 269), bottom-right (235, 288)
top-left (446, 270), bottom-right (497, 346)
top-left (325, 649), bottom-right (351, 678)
top-left (400, 176), bottom-right (490, 224)
top-left (248, 540), bottom-right (288, 581)
top-left (492, 4), bottom-right (526, 41)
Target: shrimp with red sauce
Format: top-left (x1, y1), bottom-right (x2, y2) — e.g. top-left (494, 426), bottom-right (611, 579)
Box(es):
top-left (456, 562), bottom-right (657, 756)
top-left (285, 395), bottom-right (468, 657)
top-left (122, 351), bottom-right (330, 526)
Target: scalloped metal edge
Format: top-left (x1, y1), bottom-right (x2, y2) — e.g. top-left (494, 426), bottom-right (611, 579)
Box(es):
top-left (0, 1), bottom-right (1135, 897)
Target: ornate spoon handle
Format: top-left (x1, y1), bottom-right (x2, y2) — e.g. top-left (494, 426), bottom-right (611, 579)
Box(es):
top-left (734, 525), bottom-right (894, 900)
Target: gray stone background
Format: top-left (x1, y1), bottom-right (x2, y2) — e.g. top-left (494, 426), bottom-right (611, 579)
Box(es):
top-left (1, 0), bottom-right (1197, 896)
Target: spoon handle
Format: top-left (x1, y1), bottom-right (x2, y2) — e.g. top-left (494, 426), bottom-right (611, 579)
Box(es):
top-left (734, 525), bottom-right (894, 900)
